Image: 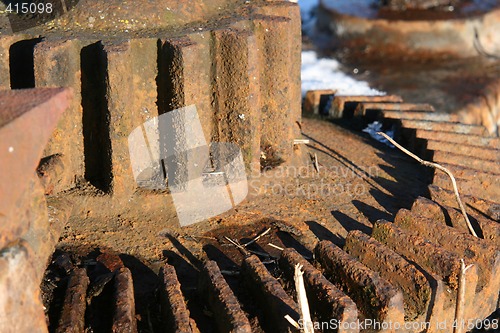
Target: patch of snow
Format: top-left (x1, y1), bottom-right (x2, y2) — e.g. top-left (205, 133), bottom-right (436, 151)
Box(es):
top-left (301, 50), bottom-right (385, 97)
top-left (298, 1), bottom-right (385, 97)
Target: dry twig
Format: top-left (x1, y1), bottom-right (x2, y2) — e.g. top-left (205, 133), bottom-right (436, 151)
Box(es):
top-left (377, 132), bottom-right (478, 238)
top-left (294, 139), bottom-right (310, 145)
top-left (284, 315), bottom-right (300, 329)
top-left (224, 236), bottom-right (249, 255)
top-left (454, 259), bottom-right (474, 333)
top-left (268, 243), bottom-right (285, 251)
top-left (294, 263), bottom-right (314, 333)
top-left (243, 228), bottom-right (271, 247)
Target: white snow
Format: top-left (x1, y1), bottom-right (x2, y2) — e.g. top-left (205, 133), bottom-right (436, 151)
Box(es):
top-left (298, 0), bottom-right (385, 97)
top-left (301, 50), bottom-right (385, 97)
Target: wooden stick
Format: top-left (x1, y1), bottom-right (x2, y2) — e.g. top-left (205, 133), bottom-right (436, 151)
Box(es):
top-left (224, 236), bottom-right (249, 256)
top-left (377, 132), bottom-right (478, 238)
top-left (284, 315), bottom-right (300, 329)
top-left (268, 243), bottom-right (285, 251)
top-left (454, 259), bottom-right (474, 333)
top-left (294, 263), bottom-right (314, 333)
top-left (243, 228), bottom-right (271, 247)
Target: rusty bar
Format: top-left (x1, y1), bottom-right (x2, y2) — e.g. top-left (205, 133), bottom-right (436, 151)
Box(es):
top-left (212, 27), bottom-right (262, 173)
top-left (394, 209), bottom-right (500, 319)
top-left (97, 252), bottom-right (125, 273)
top-left (255, 1), bottom-right (302, 140)
top-left (437, 203), bottom-right (500, 245)
top-left (0, 88), bottom-right (71, 246)
top-left (279, 248), bottom-right (359, 333)
top-left (394, 209), bottom-right (500, 290)
top-left (381, 110), bottom-right (458, 122)
top-left (344, 231), bottom-right (431, 321)
top-left (56, 268), bottom-right (90, 333)
top-left (314, 240), bottom-right (405, 325)
top-left (161, 33), bottom-right (213, 141)
top-left (372, 221), bottom-right (462, 290)
top-left (161, 263), bottom-right (198, 333)
top-left (0, 36), bottom-right (24, 89)
top-left (355, 102), bottom-right (435, 117)
top-left (241, 255), bottom-right (300, 332)
top-left (431, 151), bottom-right (499, 175)
top-left (427, 140), bottom-right (499, 161)
top-left (416, 129), bottom-right (500, 149)
top-left (202, 260), bottom-right (252, 333)
top-left (410, 196), bottom-right (448, 225)
top-left (34, 39), bottom-right (82, 191)
top-left (401, 119), bottom-right (487, 135)
top-left (329, 95), bottom-right (403, 118)
top-left (434, 162), bottom-right (500, 182)
top-left (254, 15), bottom-right (295, 163)
top-left (112, 267), bottom-right (137, 333)
top-left (102, 40), bottom-right (137, 197)
top-left (433, 171), bottom-right (499, 203)
top-left (303, 89), bottom-right (336, 115)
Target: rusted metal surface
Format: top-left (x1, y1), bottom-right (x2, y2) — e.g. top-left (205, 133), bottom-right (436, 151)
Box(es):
top-left (318, 0), bottom-right (500, 58)
top-left (303, 89), bottom-right (336, 115)
top-left (161, 263), bottom-right (198, 333)
top-left (382, 110), bottom-right (458, 122)
top-left (395, 208), bottom-right (500, 319)
top-left (241, 255), bottom-right (300, 333)
top-left (395, 209), bottom-right (500, 290)
top-left (37, 154), bottom-right (68, 195)
top-left (329, 95), bottom-right (404, 118)
top-left (401, 119), bottom-right (488, 135)
top-left (410, 196), bottom-right (448, 224)
top-left (112, 267), bottom-right (137, 333)
top-left (279, 248), bottom-right (359, 333)
top-left (202, 260), bottom-right (252, 333)
top-left (372, 221), bottom-right (462, 290)
top-left (314, 240), bottom-right (405, 325)
top-left (428, 184), bottom-right (500, 221)
top-left (354, 102), bottom-right (435, 117)
top-left (0, 0), bottom-right (255, 34)
top-left (56, 268), bottom-right (89, 333)
top-left (432, 150), bottom-right (499, 174)
top-left (0, 241), bottom-right (48, 333)
top-left (365, 95), bottom-right (499, 205)
top-left (344, 230), bottom-right (431, 321)
top-left (380, 0), bottom-right (462, 10)
top-left (97, 252), bottom-right (125, 273)
top-left (0, 88), bottom-right (71, 243)
top-left (427, 140), bottom-right (499, 161)
top-left (416, 129), bottom-right (500, 148)
top-left (433, 170), bottom-right (500, 203)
